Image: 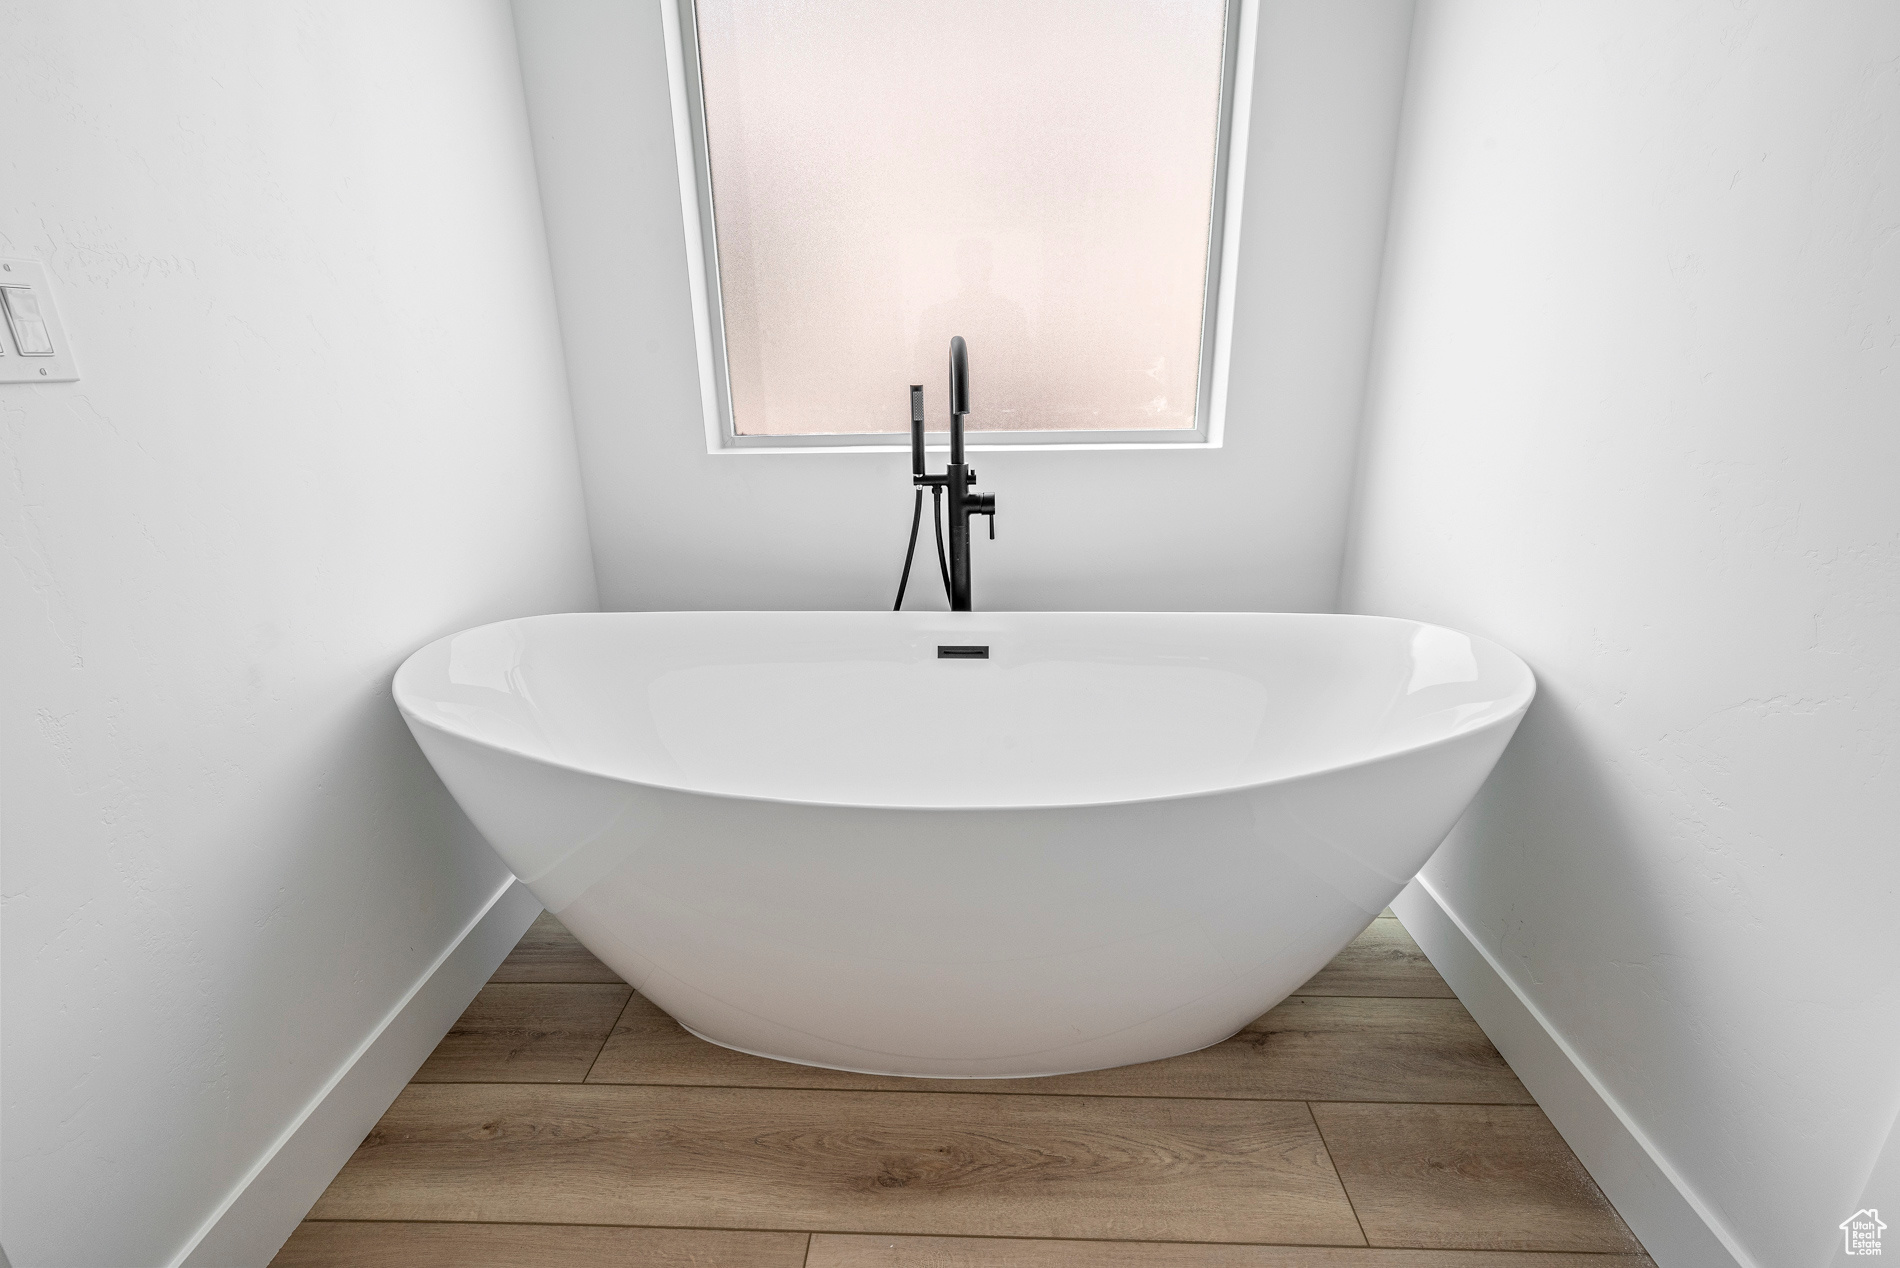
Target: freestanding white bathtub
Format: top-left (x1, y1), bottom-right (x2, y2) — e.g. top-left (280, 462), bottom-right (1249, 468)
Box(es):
top-left (394, 611), bottom-right (1533, 1078)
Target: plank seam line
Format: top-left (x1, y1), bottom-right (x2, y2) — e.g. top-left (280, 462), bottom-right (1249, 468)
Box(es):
top-left (288, 1217), bottom-right (1653, 1254)
top-left (1304, 1099), bottom-right (1372, 1250)
top-left (402, 1081), bottom-right (1536, 1107)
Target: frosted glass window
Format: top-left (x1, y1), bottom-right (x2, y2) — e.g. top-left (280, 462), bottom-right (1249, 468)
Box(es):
top-left (690, 0), bottom-right (1232, 438)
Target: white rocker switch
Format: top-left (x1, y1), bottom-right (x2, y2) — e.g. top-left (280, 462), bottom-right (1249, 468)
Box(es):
top-left (0, 258), bottom-right (80, 383)
top-left (2, 286), bottom-right (55, 355)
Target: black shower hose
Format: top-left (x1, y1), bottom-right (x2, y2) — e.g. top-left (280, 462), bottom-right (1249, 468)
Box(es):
top-left (893, 485), bottom-right (953, 610)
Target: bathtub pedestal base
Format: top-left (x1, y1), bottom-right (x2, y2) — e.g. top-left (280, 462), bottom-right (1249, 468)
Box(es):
top-left (674, 1020), bottom-right (1239, 1082)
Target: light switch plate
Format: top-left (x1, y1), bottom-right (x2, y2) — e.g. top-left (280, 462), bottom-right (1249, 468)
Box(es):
top-left (0, 257), bottom-right (80, 383)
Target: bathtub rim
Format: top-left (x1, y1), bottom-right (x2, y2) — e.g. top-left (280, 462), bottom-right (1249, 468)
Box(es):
top-left (392, 609), bottom-right (1537, 816)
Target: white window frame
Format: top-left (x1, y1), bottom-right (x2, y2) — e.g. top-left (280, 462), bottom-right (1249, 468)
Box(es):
top-left (661, 0), bottom-right (1257, 455)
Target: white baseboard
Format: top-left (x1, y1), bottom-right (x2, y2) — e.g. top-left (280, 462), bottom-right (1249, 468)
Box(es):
top-left (167, 879), bottom-right (544, 1268)
top-left (1392, 876), bottom-right (1755, 1268)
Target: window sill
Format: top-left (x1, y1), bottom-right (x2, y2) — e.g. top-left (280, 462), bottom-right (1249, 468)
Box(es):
top-left (707, 433), bottom-right (1223, 456)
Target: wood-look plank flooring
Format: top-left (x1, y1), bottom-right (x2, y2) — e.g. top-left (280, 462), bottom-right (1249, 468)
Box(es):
top-left (275, 911), bottom-right (1650, 1267)
top-left (1295, 917), bottom-right (1458, 998)
top-left (1312, 1103), bottom-right (1647, 1253)
top-left (806, 1238), bottom-right (1659, 1268)
top-left (486, 910), bottom-right (624, 983)
top-left (412, 982), bottom-right (631, 1083)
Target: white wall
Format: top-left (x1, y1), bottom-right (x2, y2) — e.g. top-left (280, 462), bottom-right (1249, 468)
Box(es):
top-left (1344, 3), bottom-right (1900, 1264)
top-left (512, 0), bottom-right (1416, 614)
top-left (0, 3), bottom-right (596, 1264)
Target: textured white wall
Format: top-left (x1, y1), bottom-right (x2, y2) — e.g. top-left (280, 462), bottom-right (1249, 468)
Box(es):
top-left (0, 3), bottom-right (596, 1263)
top-left (1344, 3), bottom-right (1900, 1264)
top-left (512, 0), bottom-right (1416, 614)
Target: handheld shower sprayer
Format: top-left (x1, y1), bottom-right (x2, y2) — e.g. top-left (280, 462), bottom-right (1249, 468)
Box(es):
top-left (892, 385), bottom-right (946, 611)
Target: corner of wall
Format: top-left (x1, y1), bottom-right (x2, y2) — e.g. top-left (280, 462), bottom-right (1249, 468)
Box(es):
top-left (1329, 0), bottom-right (1421, 616)
top-left (507, 0), bottom-right (609, 612)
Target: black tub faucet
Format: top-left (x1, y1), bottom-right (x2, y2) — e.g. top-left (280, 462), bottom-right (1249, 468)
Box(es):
top-left (907, 336), bottom-right (996, 612)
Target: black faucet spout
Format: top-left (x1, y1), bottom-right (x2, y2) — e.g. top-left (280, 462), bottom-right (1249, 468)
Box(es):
top-left (941, 335), bottom-right (992, 611)
top-left (948, 334), bottom-right (971, 464)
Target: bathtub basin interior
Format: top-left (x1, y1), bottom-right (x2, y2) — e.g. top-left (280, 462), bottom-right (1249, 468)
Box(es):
top-left (395, 611), bottom-right (1534, 1078)
top-left (395, 610), bottom-right (1532, 810)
